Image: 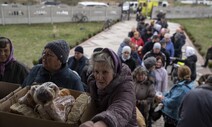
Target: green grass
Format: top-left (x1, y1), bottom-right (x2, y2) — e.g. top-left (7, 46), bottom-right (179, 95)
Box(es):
top-left (0, 22), bottom-right (104, 67)
top-left (170, 18), bottom-right (212, 56)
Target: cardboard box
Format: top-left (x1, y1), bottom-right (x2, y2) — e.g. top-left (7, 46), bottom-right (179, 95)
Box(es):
top-left (0, 86), bottom-right (96, 127)
top-left (0, 81), bottom-right (21, 101)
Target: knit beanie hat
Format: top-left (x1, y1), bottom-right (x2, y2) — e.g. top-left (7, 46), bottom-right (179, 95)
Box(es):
top-left (144, 57), bottom-right (156, 70)
top-left (153, 42), bottom-right (161, 49)
top-left (75, 46), bottom-right (84, 54)
top-left (45, 40), bottom-right (70, 64)
top-left (122, 46), bottom-right (131, 54)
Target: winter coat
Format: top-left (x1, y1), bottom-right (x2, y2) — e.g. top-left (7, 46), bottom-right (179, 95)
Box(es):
top-left (131, 37), bottom-right (144, 47)
top-left (135, 79), bottom-right (155, 120)
top-left (120, 57), bottom-right (137, 72)
top-left (143, 50), bottom-right (167, 67)
top-left (165, 40), bottom-right (175, 57)
top-left (177, 84), bottom-right (212, 127)
top-left (0, 61), bottom-right (29, 84)
top-left (154, 67), bottom-right (168, 93)
top-left (206, 46), bottom-right (212, 59)
top-left (68, 56), bottom-right (89, 77)
top-left (88, 64), bottom-right (138, 127)
top-left (162, 80), bottom-right (195, 121)
top-left (172, 32), bottom-right (186, 58)
top-left (22, 64), bottom-right (84, 91)
top-left (176, 55), bottom-right (197, 81)
top-left (161, 48), bottom-right (170, 67)
top-left (142, 41), bottom-right (154, 56)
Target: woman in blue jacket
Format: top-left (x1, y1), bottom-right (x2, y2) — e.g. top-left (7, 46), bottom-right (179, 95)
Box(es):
top-left (156, 65), bottom-right (195, 127)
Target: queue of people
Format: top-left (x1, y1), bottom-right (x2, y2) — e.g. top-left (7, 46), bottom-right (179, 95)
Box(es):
top-left (0, 9), bottom-right (211, 127)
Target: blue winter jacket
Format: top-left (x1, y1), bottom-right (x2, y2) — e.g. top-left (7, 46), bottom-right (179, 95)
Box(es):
top-left (162, 80), bottom-right (195, 121)
top-left (22, 64), bottom-right (84, 92)
top-left (165, 40), bottom-right (175, 57)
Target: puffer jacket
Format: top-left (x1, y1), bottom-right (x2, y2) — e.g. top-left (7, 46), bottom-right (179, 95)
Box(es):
top-left (162, 80), bottom-right (195, 121)
top-left (88, 64), bottom-right (138, 127)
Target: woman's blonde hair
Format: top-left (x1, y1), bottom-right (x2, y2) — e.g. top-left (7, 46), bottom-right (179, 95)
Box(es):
top-left (178, 65), bottom-right (191, 81)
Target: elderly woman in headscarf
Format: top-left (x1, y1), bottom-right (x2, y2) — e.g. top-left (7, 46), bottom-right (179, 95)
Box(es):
top-left (22, 40), bottom-right (84, 91)
top-left (120, 46), bottom-right (137, 72)
top-left (156, 65), bottom-right (196, 127)
top-left (0, 37), bottom-right (29, 84)
top-left (173, 46), bottom-right (197, 81)
top-left (80, 48), bottom-right (137, 127)
top-left (132, 66), bottom-right (155, 127)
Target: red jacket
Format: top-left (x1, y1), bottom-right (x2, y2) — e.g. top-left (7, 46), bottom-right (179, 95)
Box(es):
top-left (131, 37), bottom-right (144, 47)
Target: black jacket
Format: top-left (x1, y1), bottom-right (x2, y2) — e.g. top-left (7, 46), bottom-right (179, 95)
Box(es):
top-left (177, 55), bottom-right (197, 81)
top-left (68, 56), bottom-right (89, 77)
top-left (120, 57), bottom-right (137, 72)
top-left (142, 41), bottom-right (154, 56)
top-left (178, 84), bottom-right (212, 127)
top-left (0, 61), bottom-right (29, 84)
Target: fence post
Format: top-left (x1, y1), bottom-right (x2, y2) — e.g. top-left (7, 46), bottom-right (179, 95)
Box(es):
top-left (50, 6), bottom-right (53, 24)
top-left (105, 7), bottom-right (108, 20)
top-left (27, 5), bottom-right (31, 25)
top-left (1, 6), bottom-right (5, 25)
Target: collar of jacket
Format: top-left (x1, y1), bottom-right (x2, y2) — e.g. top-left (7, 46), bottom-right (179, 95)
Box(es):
top-left (40, 64), bottom-right (68, 77)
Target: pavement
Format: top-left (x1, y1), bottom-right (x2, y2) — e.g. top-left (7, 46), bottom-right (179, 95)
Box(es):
top-left (69, 17), bottom-right (212, 127)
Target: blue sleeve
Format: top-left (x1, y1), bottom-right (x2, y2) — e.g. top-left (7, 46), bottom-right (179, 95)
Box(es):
top-left (22, 65), bottom-right (41, 87)
top-left (163, 87), bottom-right (186, 109)
top-left (67, 71), bottom-right (85, 92)
top-left (170, 43), bottom-right (175, 57)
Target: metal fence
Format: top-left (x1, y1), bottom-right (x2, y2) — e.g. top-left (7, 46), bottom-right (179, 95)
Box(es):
top-left (152, 6), bottom-right (212, 19)
top-left (0, 4), bottom-right (122, 25)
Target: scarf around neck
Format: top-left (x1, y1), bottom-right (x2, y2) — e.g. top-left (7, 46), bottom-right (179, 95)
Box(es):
top-left (0, 37), bottom-right (15, 76)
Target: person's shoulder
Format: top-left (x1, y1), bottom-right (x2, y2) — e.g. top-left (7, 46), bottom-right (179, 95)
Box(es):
top-left (10, 61), bottom-right (29, 69)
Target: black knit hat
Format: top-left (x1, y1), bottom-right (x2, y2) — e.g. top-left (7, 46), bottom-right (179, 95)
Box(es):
top-left (45, 40), bottom-right (70, 64)
top-left (75, 46), bottom-right (83, 54)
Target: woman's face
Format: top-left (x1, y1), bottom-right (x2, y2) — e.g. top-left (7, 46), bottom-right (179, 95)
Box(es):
top-left (93, 62), bottom-right (114, 90)
top-left (156, 59), bottom-right (163, 68)
top-left (136, 73), bottom-right (147, 82)
top-left (42, 48), bottom-right (62, 72)
top-left (0, 43), bottom-right (10, 63)
top-left (122, 51), bottom-right (130, 59)
top-left (134, 32), bottom-right (140, 39)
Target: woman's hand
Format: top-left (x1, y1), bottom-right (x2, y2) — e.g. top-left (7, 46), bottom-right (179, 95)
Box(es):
top-left (155, 95), bottom-right (164, 103)
top-left (80, 121), bottom-right (107, 127)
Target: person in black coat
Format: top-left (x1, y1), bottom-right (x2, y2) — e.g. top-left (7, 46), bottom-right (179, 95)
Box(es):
top-left (174, 46), bottom-right (197, 81)
top-left (0, 37), bottom-right (29, 84)
top-left (177, 75), bottom-right (212, 127)
top-left (68, 46), bottom-right (89, 77)
top-left (120, 46), bottom-right (137, 72)
top-left (202, 46), bottom-right (212, 67)
top-left (142, 35), bottom-right (160, 56)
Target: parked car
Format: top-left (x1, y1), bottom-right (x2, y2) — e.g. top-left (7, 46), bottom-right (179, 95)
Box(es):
top-left (77, 1), bottom-right (109, 7)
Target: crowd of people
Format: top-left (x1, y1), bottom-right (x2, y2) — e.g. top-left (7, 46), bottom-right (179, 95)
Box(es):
top-left (0, 10), bottom-right (212, 127)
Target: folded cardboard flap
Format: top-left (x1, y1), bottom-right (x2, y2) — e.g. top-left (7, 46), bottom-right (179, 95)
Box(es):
top-left (0, 86), bottom-right (96, 127)
top-left (0, 81), bottom-right (20, 100)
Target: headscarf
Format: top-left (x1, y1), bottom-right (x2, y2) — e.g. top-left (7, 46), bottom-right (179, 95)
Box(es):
top-left (0, 37), bottom-right (15, 76)
top-left (102, 48), bottom-right (122, 75)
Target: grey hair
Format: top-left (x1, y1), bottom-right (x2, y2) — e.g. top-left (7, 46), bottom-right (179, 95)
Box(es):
top-left (132, 66), bottom-right (147, 80)
top-left (90, 50), bottom-right (115, 72)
